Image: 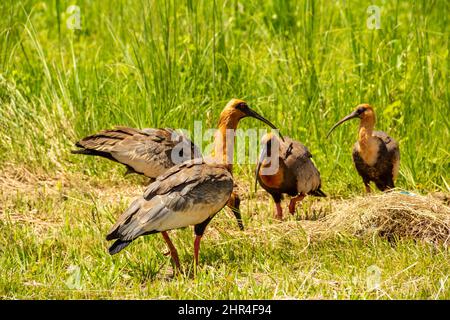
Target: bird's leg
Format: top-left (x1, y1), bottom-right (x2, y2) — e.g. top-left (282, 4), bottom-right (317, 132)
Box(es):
top-left (364, 182), bottom-right (371, 194)
top-left (289, 194), bottom-right (305, 215)
top-left (227, 191), bottom-right (244, 230)
top-left (192, 217), bottom-right (212, 274)
top-left (193, 235), bottom-right (202, 268)
top-left (275, 202), bottom-right (283, 220)
top-left (161, 231), bottom-right (181, 272)
top-left (270, 194), bottom-right (283, 220)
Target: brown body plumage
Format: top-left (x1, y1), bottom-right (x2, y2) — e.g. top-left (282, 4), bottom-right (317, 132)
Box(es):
top-left (327, 104), bottom-right (400, 193)
top-left (106, 99), bottom-right (280, 272)
top-left (256, 133), bottom-right (326, 220)
top-left (72, 127), bottom-right (199, 178)
top-left (107, 159), bottom-right (233, 258)
top-left (72, 126), bottom-right (244, 230)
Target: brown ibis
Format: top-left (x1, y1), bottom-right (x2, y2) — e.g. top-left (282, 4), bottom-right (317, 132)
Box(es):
top-left (255, 132), bottom-right (326, 220)
top-left (106, 99), bottom-right (280, 272)
top-left (71, 127), bottom-right (199, 179)
top-left (72, 127), bottom-right (244, 230)
top-left (327, 104), bottom-right (400, 193)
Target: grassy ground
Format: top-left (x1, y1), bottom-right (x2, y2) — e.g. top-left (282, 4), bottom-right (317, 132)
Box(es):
top-left (0, 0), bottom-right (449, 299)
top-left (1, 169), bottom-right (449, 299)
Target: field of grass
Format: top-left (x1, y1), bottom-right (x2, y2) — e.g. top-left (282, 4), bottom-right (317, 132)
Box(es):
top-left (0, 0), bottom-right (448, 299)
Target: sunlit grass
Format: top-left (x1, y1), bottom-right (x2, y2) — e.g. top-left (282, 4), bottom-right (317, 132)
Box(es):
top-left (0, 0), bottom-right (448, 299)
top-left (1, 171), bottom-right (448, 299)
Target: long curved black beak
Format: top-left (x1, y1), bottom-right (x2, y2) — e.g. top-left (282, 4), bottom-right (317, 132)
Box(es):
top-left (246, 108), bottom-right (284, 142)
top-left (326, 110), bottom-right (360, 138)
top-left (255, 142), bottom-right (268, 192)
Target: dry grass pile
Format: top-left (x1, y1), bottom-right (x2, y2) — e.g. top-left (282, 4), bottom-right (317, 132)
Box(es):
top-left (303, 191), bottom-right (450, 246)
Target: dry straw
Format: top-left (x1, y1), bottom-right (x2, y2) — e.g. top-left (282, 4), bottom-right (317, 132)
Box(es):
top-left (303, 191), bottom-right (450, 247)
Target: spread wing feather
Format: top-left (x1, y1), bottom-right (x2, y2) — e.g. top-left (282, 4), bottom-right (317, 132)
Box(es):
top-left (106, 159), bottom-right (233, 246)
top-left (72, 127), bottom-right (200, 178)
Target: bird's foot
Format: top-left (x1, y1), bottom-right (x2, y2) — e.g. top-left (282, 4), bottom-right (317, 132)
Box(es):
top-left (289, 194), bottom-right (305, 214)
top-left (227, 191), bottom-right (244, 230)
top-left (288, 201), bottom-right (296, 215)
top-left (192, 235), bottom-right (203, 277)
top-left (166, 256), bottom-right (182, 277)
top-left (161, 231), bottom-right (182, 274)
top-left (275, 202), bottom-right (283, 220)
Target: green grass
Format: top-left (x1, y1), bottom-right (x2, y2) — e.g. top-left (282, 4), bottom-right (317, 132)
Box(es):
top-left (1, 174), bottom-right (449, 299)
top-left (0, 0), bottom-right (449, 299)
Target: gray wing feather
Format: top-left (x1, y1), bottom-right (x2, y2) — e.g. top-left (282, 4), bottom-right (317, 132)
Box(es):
top-left (75, 127), bottom-right (200, 178)
top-left (373, 131), bottom-right (399, 157)
top-left (282, 137), bottom-right (322, 194)
top-left (106, 160), bottom-right (233, 242)
top-left (373, 131), bottom-right (400, 180)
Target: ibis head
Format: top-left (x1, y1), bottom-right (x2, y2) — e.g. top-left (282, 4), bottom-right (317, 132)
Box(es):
top-left (255, 132), bottom-right (279, 192)
top-left (327, 104), bottom-right (375, 138)
top-left (219, 99), bottom-right (283, 139)
top-left (220, 99), bottom-right (283, 139)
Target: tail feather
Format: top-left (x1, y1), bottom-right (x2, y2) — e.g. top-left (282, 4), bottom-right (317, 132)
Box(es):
top-left (106, 198), bottom-right (142, 241)
top-left (106, 228), bottom-right (119, 241)
top-left (108, 239), bottom-right (132, 255)
top-left (309, 188), bottom-right (327, 197)
top-left (375, 179), bottom-right (395, 192)
top-left (71, 148), bottom-right (92, 155)
top-left (71, 147), bottom-right (117, 163)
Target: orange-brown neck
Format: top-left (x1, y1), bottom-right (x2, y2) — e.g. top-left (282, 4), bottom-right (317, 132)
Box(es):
top-left (358, 116), bottom-right (378, 165)
top-left (358, 116), bottom-right (375, 147)
top-left (212, 112), bottom-right (241, 171)
top-left (259, 159), bottom-right (283, 189)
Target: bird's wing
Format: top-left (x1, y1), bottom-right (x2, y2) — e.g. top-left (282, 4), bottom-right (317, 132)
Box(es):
top-left (373, 131), bottom-right (400, 180)
top-left (106, 159), bottom-right (233, 242)
top-left (74, 127), bottom-right (200, 178)
top-left (373, 131), bottom-right (399, 155)
top-left (282, 137), bottom-right (322, 194)
top-left (281, 137), bottom-right (312, 160)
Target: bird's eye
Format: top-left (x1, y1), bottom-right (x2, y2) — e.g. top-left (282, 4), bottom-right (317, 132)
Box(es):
top-left (357, 107), bottom-right (366, 114)
top-left (236, 103), bottom-right (247, 110)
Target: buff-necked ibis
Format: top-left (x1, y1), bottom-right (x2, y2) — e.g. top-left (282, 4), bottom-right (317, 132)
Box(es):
top-left (72, 127), bottom-right (244, 230)
top-left (106, 99), bottom-right (280, 272)
top-left (327, 104), bottom-right (400, 193)
top-left (255, 132), bottom-right (326, 220)
top-left (71, 127), bottom-right (199, 179)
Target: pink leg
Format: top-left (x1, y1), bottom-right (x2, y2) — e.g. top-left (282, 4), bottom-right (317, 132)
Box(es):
top-left (194, 235), bottom-right (202, 267)
top-left (275, 202), bottom-right (283, 220)
top-left (161, 231), bottom-right (181, 272)
top-left (289, 194), bottom-right (305, 214)
top-left (365, 184), bottom-right (371, 194)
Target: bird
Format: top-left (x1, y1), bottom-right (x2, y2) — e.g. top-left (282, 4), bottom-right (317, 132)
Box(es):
top-left (71, 126), bottom-right (199, 179)
top-left (327, 104), bottom-right (400, 193)
top-left (106, 99), bottom-right (280, 272)
top-left (255, 132), bottom-right (326, 220)
top-left (72, 126), bottom-right (245, 230)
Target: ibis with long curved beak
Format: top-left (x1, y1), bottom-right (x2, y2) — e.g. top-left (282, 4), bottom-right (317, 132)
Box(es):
top-left (255, 133), bottom-right (326, 220)
top-left (72, 127), bottom-right (245, 231)
top-left (327, 104), bottom-right (400, 193)
top-left (106, 99), bottom-right (280, 272)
